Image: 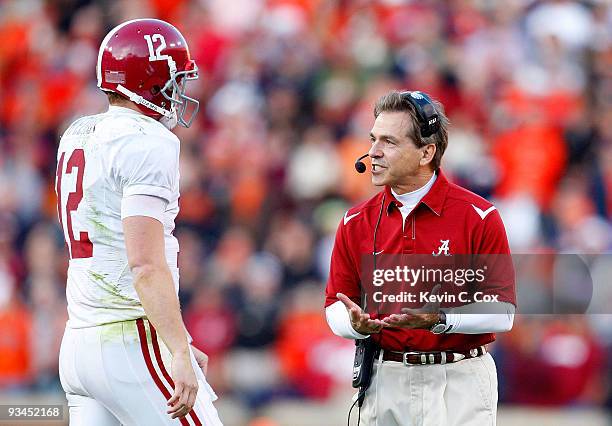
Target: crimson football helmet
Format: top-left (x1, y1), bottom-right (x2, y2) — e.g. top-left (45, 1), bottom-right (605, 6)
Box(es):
top-left (97, 18), bottom-right (199, 128)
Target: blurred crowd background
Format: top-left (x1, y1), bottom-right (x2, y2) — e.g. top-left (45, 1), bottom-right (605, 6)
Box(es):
top-left (1, 0), bottom-right (612, 424)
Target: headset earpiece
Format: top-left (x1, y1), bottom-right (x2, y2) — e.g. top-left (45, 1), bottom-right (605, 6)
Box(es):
top-left (400, 91), bottom-right (440, 138)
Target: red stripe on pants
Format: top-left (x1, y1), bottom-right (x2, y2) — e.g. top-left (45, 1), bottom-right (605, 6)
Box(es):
top-left (150, 324), bottom-right (204, 426)
top-left (136, 318), bottom-right (189, 426)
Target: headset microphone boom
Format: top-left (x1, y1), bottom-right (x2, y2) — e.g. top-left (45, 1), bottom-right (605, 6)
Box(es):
top-left (354, 153), bottom-right (369, 173)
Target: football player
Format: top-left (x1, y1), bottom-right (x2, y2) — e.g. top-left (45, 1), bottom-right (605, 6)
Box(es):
top-left (56, 18), bottom-right (222, 426)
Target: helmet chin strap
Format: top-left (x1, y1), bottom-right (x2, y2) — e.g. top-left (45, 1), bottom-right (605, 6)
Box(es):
top-left (116, 84), bottom-right (172, 118)
top-left (159, 110), bottom-right (178, 130)
top-left (115, 57), bottom-right (187, 130)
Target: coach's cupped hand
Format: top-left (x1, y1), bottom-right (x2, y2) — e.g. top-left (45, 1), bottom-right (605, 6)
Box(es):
top-left (380, 284), bottom-right (442, 329)
top-left (337, 292), bottom-right (385, 334)
top-left (167, 350), bottom-right (199, 419)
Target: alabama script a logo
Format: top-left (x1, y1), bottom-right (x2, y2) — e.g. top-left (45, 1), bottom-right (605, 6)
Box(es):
top-left (432, 239), bottom-right (451, 257)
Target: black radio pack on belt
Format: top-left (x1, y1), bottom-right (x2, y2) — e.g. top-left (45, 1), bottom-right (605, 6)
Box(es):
top-left (352, 338), bottom-right (377, 405)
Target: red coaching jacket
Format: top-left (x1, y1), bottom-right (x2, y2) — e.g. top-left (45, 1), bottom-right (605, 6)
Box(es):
top-left (325, 170), bottom-right (516, 352)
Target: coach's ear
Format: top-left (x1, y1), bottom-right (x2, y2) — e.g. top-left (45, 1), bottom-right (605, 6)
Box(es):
top-left (419, 143), bottom-right (436, 167)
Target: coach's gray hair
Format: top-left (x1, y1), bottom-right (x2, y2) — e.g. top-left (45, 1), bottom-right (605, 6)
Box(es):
top-left (373, 91), bottom-right (450, 171)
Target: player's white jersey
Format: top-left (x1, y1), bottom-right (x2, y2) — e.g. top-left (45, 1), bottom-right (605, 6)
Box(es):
top-left (56, 106), bottom-right (180, 328)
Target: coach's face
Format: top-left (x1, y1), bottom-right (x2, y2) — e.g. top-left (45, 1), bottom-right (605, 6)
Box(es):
top-left (368, 111), bottom-right (434, 192)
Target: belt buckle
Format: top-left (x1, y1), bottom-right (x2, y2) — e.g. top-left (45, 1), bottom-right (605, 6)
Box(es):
top-left (402, 351), bottom-right (427, 366)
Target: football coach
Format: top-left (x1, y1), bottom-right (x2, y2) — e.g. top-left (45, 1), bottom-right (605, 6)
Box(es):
top-left (324, 90), bottom-right (517, 426)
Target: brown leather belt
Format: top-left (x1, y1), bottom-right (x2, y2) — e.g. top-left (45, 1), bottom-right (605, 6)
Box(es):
top-left (380, 345), bottom-right (487, 365)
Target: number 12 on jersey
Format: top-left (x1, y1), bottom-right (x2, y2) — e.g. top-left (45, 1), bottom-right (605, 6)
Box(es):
top-left (56, 149), bottom-right (93, 259)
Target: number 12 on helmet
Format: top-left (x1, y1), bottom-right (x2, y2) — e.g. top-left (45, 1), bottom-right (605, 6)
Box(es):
top-left (96, 18), bottom-right (200, 129)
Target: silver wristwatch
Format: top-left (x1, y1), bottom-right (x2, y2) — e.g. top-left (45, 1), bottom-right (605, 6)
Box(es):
top-left (430, 311), bottom-right (448, 334)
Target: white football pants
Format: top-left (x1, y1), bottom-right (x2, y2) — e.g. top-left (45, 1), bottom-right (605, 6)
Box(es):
top-left (359, 352), bottom-right (498, 426)
top-left (59, 318), bottom-right (223, 426)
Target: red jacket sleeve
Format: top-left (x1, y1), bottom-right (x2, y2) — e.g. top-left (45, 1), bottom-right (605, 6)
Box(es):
top-left (325, 218), bottom-right (362, 308)
top-left (472, 208), bottom-right (517, 306)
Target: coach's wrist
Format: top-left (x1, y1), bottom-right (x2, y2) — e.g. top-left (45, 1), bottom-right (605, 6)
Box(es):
top-left (429, 312), bottom-right (448, 334)
top-left (429, 312), bottom-right (442, 326)
top-left (347, 325), bottom-right (371, 339)
top-left (351, 325), bottom-right (378, 335)
top-left (351, 322), bottom-right (382, 335)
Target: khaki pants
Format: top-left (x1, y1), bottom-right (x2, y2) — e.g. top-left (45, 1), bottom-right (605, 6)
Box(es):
top-left (359, 352), bottom-right (498, 426)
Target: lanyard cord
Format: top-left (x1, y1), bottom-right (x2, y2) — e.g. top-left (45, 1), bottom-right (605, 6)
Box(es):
top-left (348, 193), bottom-right (387, 426)
top-left (371, 193), bottom-right (385, 327)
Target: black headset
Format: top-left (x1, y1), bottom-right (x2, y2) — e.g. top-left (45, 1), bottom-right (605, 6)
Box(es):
top-left (354, 90), bottom-right (440, 173)
top-left (400, 90), bottom-right (440, 138)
